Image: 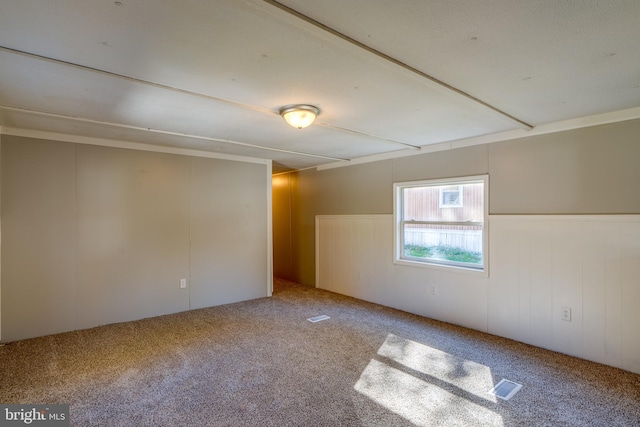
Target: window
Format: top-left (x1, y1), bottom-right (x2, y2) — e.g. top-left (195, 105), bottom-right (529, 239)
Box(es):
top-left (393, 175), bottom-right (488, 273)
top-left (439, 185), bottom-right (462, 207)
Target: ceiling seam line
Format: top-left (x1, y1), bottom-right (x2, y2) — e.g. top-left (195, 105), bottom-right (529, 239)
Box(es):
top-left (0, 104), bottom-right (350, 162)
top-left (317, 122), bottom-right (421, 149)
top-left (0, 45), bottom-right (428, 149)
top-left (0, 45), bottom-right (274, 115)
top-left (262, 0), bottom-right (534, 130)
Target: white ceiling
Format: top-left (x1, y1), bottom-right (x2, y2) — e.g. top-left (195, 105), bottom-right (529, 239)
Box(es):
top-left (1, 0), bottom-right (639, 173)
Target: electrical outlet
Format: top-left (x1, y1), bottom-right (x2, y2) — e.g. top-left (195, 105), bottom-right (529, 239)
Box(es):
top-left (431, 285), bottom-right (438, 295)
top-left (561, 306), bottom-right (571, 321)
top-left (180, 278), bottom-right (187, 289)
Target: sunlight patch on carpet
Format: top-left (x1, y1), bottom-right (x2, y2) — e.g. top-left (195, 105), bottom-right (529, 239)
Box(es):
top-left (355, 360), bottom-right (503, 426)
top-left (377, 334), bottom-right (498, 403)
top-left (354, 334), bottom-right (503, 426)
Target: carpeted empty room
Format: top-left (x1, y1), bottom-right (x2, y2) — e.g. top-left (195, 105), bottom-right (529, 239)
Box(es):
top-left (3, 2), bottom-right (640, 426)
top-left (1, 278), bottom-right (638, 426)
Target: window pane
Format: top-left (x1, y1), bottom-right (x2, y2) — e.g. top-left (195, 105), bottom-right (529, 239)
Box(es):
top-left (395, 176), bottom-right (487, 272)
top-left (403, 223), bottom-right (483, 266)
top-left (402, 182), bottom-right (483, 222)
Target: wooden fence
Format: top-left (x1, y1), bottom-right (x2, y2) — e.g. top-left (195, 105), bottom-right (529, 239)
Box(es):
top-left (404, 228), bottom-right (483, 253)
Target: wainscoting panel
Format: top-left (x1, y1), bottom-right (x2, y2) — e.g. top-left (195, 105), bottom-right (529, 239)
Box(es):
top-left (316, 214), bottom-right (640, 374)
top-left (316, 215), bottom-right (489, 333)
top-left (316, 215), bottom-right (396, 309)
top-left (489, 216), bottom-right (640, 374)
top-left (621, 222), bottom-right (640, 373)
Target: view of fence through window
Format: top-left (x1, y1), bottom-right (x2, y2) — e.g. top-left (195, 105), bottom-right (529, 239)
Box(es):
top-left (401, 180), bottom-right (484, 268)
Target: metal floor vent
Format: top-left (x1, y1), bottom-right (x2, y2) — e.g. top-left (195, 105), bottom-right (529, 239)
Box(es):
top-left (307, 315), bottom-right (331, 323)
top-left (489, 379), bottom-right (522, 401)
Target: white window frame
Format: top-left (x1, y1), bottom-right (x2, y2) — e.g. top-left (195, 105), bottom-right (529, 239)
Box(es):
top-left (393, 175), bottom-right (489, 276)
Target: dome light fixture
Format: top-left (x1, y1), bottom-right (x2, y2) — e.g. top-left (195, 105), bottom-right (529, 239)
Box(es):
top-left (278, 104), bottom-right (319, 129)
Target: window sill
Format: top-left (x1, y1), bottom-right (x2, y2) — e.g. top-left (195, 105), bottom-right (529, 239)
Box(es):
top-left (393, 258), bottom-right (489, 278)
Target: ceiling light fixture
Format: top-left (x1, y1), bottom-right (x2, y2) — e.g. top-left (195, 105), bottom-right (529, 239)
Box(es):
top-left (278, 104), bottom-right (319, 129)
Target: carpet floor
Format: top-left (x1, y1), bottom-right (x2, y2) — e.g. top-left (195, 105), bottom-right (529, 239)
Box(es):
top-left (1, 278), bottom-right (639, 426)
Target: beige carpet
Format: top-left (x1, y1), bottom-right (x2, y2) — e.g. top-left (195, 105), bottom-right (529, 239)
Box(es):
top-left (1, 278), bottom-right (639, 426)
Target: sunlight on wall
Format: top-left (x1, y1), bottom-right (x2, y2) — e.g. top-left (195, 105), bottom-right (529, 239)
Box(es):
top-left (354, 334), bottom-right (503, 426)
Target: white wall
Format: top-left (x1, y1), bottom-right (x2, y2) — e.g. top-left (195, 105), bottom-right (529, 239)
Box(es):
top-left (316, 214), bottom-right (640, 374)
top-left (489, 215), bottom-right (640, 374)
top-left (316, 215), bottom-right (488, 332)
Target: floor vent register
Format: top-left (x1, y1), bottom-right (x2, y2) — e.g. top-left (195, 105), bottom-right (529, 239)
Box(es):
top-left (307, 315), bottom-right (331, 323)
top-left (489, 379), bottom-right (522, 401)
